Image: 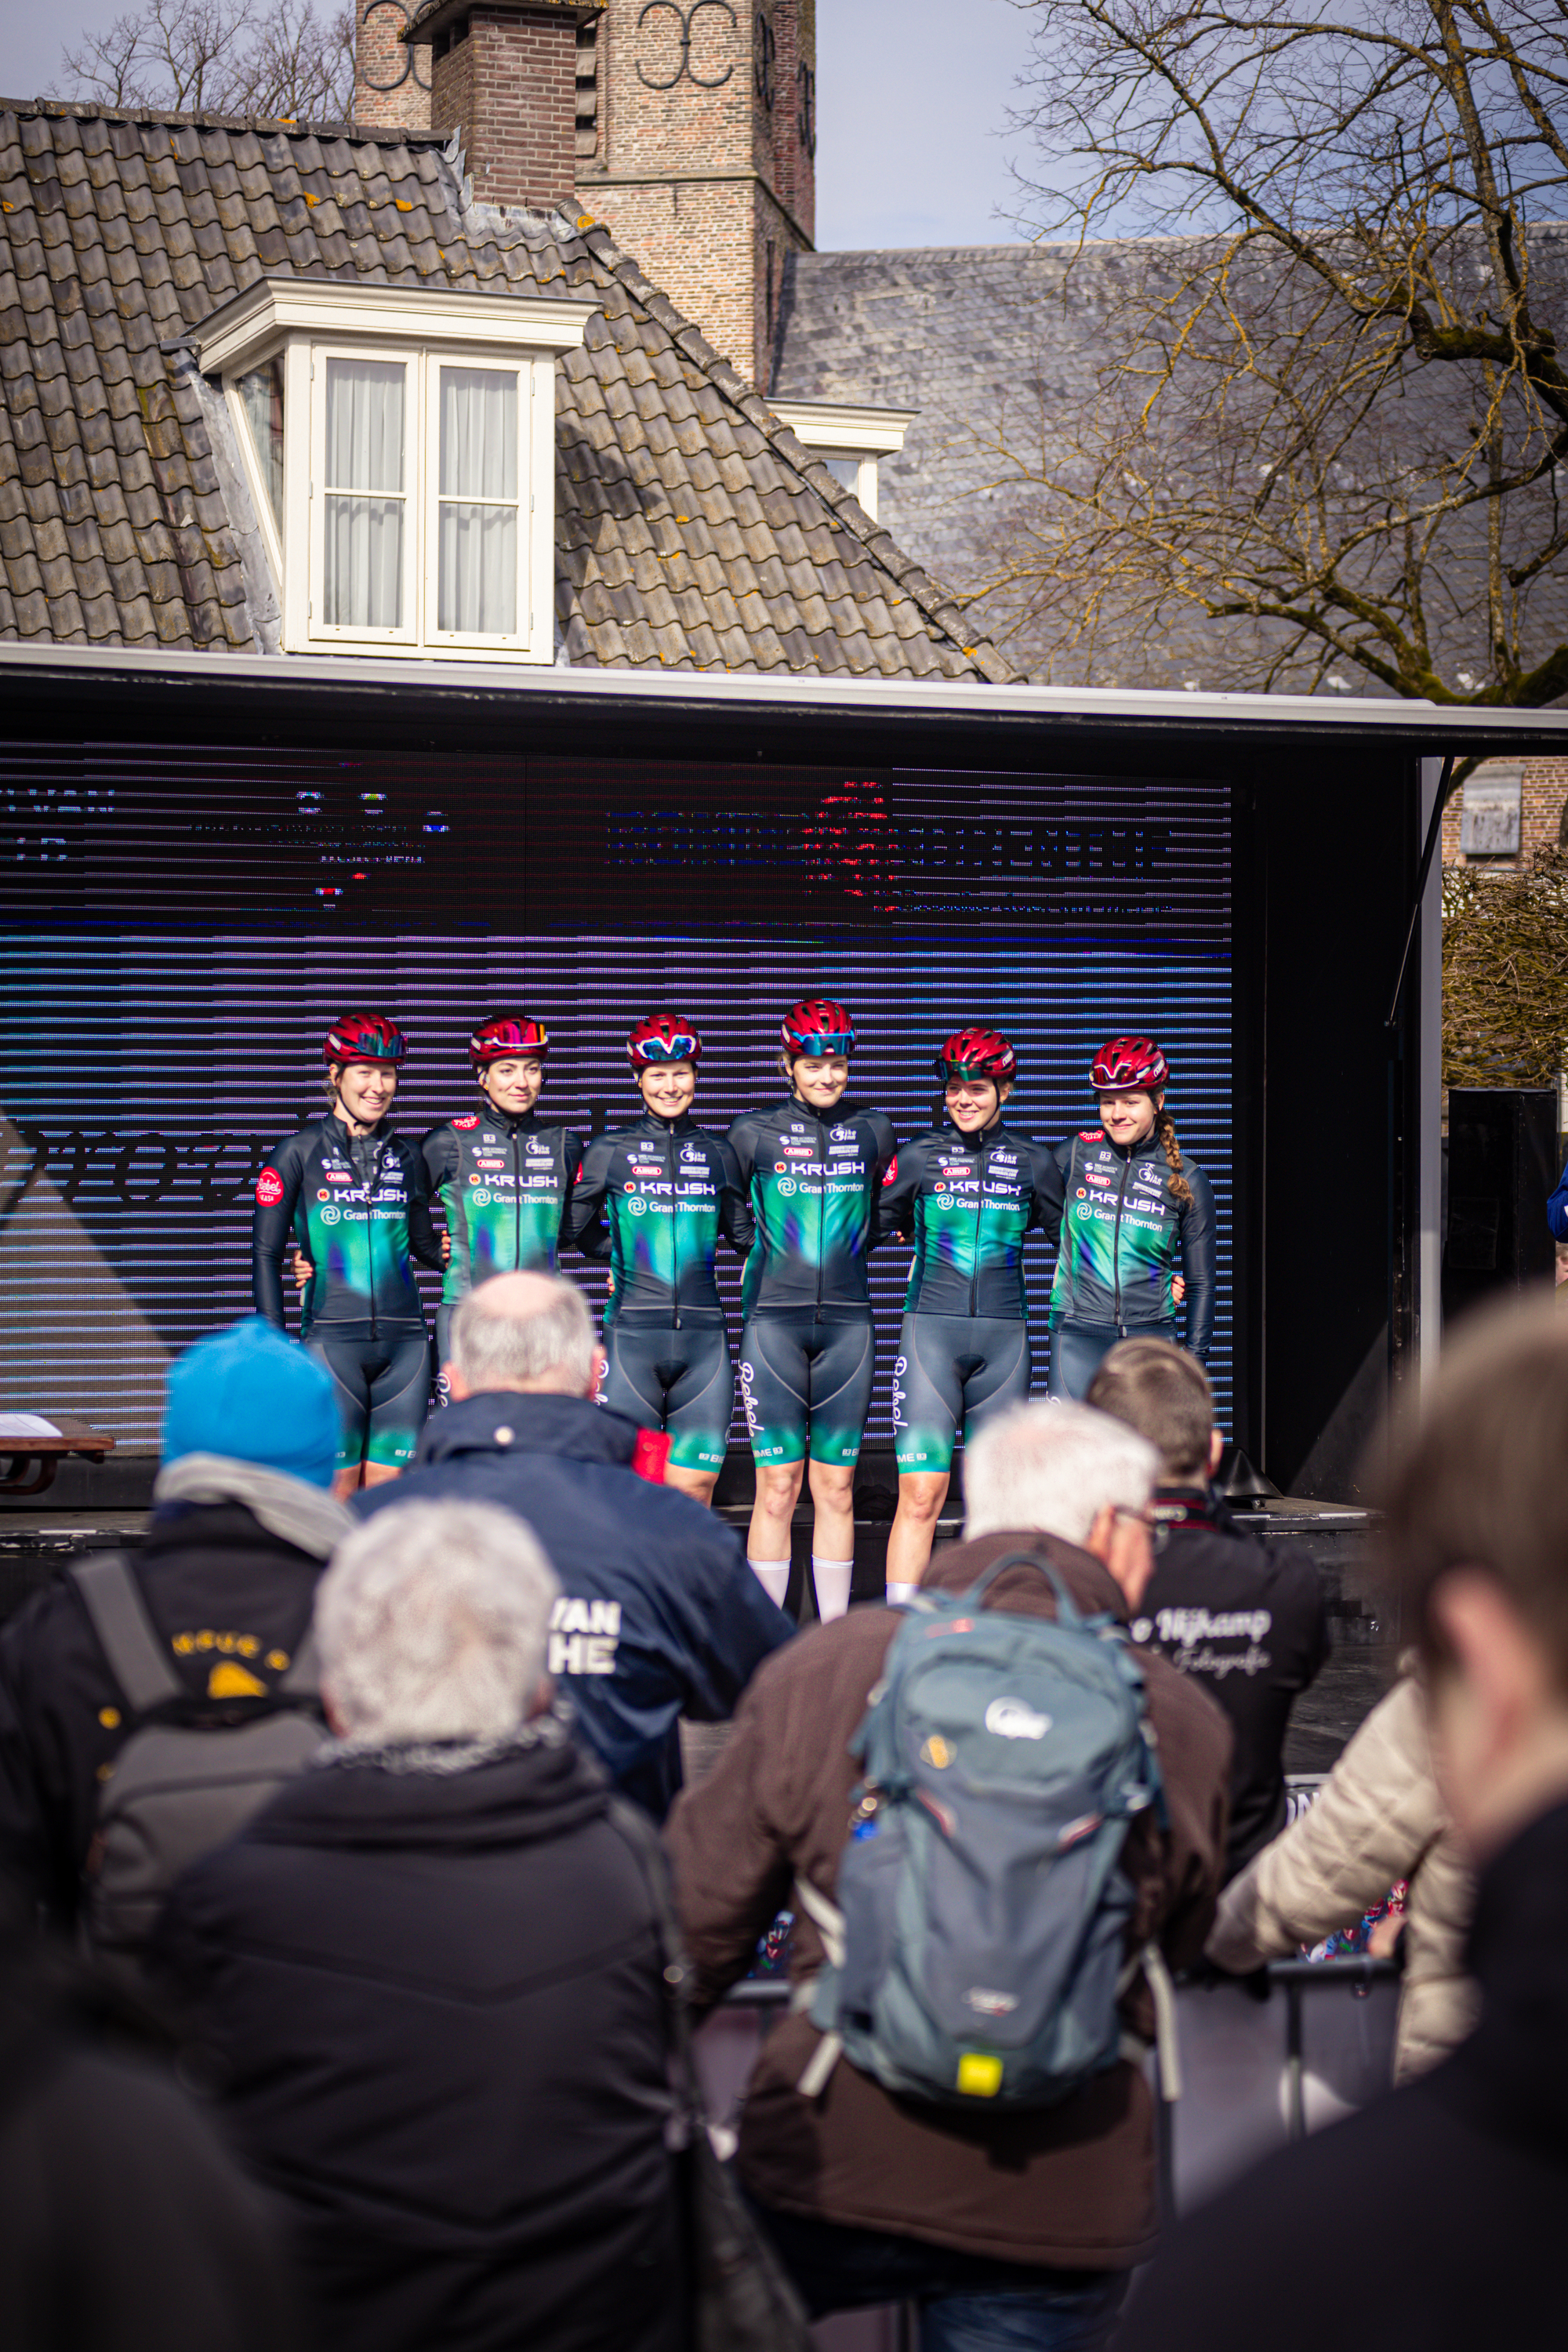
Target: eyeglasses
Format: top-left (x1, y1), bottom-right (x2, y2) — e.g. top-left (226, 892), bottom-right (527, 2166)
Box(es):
top-left (1111, 1505), bottom-right (1156, 1532)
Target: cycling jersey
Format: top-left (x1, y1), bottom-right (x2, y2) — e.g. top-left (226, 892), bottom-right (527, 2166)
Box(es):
top-left (726, 1097), bottom-right (896, 1323)
top-left (423, 1110), bottom-right (584, 1299)
top-left (877, 1118), bottom-right (1064, 1320)
top-left (252, 1116), bottom-right (441, 1341)
top-left (563, 1111), bottom-right (751, 1327)
top-left (1047, 1129), bottom-right (1215, 1358)
top-left (892, 1312), bottom-right (1032, 1474)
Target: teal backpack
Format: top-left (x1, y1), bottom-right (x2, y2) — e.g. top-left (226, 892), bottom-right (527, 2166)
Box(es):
top-left (794, 1553), bottom-right (1180, 2109)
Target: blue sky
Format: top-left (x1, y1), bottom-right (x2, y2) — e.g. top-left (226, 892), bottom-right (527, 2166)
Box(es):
top-left (11, 0), bottom-right (1035, 251)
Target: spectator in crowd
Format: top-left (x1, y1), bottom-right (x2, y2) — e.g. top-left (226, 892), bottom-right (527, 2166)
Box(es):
top-left (666, 1402), bottom-right (1231, 2352)
top-left (0, 1316), bottom-right (347, 1937)
top-left (353, 1270), bottom-right (791, 1817)
top-left (1207, 1666), bottom-right (1476, 2080)
top-left (1116, 1293), bottom-right (1568, 2352)
top-left (0, 1878), bottom-right (301, 2351)
top-left (1087, 1338), bottom-right (1329, 1878)
top-left (154, 1500), bottom-right (681, 2352)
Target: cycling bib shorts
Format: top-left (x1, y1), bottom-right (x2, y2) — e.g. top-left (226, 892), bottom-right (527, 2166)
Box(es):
top-left (737, 1312), bottom-right (875, 1468)
top-left (1047, 1318), bottom-right (1180, 1404)
top-left (892, 1312), bottom-right (1032, 1474)
top-left (598, 1319), bottom-right (734, 1474)
top-left (308, 1332), bottom-right (432, 1472)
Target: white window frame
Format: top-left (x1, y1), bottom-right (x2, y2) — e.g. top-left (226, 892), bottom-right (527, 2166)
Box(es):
top-left (198, 277), bottom-right (597, 666)
top-left (768, 398), bottom-right (918, 525)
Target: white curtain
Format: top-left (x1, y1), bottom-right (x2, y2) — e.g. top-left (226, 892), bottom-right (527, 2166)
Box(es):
top-left (324, 358), bottom-right (405, 629)
top-left (438, 367), bottom-right (518, 634)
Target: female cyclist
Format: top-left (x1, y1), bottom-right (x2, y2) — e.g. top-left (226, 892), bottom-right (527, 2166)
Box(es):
top-left (1047, 1034), bottom-right (1214, 1400)
top-left (422, 1014), bottom-right (584, 1376)
top-left (563, 1014), bottom-right (750, 1510)
top-left (879, 1025), bottom-right (1062, 1596)
top-left (726, 999), bottom-right (896, 1621)
top-left (252, 1012), bottom-right (442, 1500)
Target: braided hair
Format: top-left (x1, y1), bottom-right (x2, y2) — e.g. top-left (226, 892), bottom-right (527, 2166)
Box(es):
top-left (1154, 1105), bottom-right (1194, 1212)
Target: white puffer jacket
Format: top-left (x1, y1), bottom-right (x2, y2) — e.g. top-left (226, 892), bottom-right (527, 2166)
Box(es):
top-left (1206, 1669), bottom-right (1477, 2081)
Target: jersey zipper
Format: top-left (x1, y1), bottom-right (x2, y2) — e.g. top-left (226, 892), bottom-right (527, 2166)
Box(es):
top-left (666, 1121), bottom-right (681, 1330)
top-left (970, 1133), bottom-right (984, 1317)
top-left (366, 1138), bottom-right (380, 1341)
top-left (1112, 1148), bottom-right (1131, 1335)
top-left (511, 1119), bottom-right (522, 1269)
top-left (814, 1109), bottom-right (826, 1324)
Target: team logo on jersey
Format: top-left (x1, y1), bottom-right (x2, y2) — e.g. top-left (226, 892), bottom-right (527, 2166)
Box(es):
top-left (779, 1179), bottom-right (797, 1196)
top-left (475, 1156), bottom-right (506, 1170)
top-left (774, 1162), bottom-right (789, 1174)
top-left (327, 1169), bottom-right (352, 1183)
top-left (681, 1145), bottom-right (706, 1165)
top-left (1075, 1203), bottom-right (1094, 1221)
top-left (256, 1167), bottom-right (285, 1207)
top-left (832, 1124), bottom-right (857, 1142)
top-left (1076, 1187), bottom-right (1087, 1199)
top-left (321, 1206), bottom-right (342, 1225)
top-left (472, 1189), bottom-right (492, 1207)
top-left (629, 1196), bottom-right (648, 1216)
top-left (1080, 1129), bottom-right (1105, 1142)
top-left (992, 1151), bottom-right (1017, 1167)
top-left (452, 1116), bottom-right (480, 1130)
top-left (317, 1189), bottom-right (331, 1202)
top-left (623, 1181), bottom-right (639, 1193)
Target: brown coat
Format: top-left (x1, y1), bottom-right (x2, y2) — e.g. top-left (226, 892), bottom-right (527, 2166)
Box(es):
top-left (665, 1534), bottom-right (1232, 2270)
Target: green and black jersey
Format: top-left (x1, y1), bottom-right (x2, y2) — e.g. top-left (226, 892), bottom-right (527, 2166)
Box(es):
top-left (252, 1116), bottom-right (442, 1340)
top-left (1048, 1129), bottom-right (1215, 1358)
top-left (422, 1110), bottom-right (584, 1299)
top-left (877, 1119), bottom-right (1064, 1320)
top-left (563, 1110), bottom-right (751, 1326)
top-left (725, 1096), bottom-right (896, 1322)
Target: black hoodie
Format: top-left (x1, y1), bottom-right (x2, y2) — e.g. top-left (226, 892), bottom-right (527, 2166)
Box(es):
top-left (1116, 1798), bottom-right (1568, 2351)
top-left (154, 1721), bottom-right (681, 2352)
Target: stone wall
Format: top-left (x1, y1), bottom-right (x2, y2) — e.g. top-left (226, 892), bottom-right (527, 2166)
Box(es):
top-left (1441, 755), bottom-right (1568, 869)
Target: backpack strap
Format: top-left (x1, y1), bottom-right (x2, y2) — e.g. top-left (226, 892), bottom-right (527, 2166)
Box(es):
top-left (1116, 1940), bottom-right (1182, 2102)
top-left (70, 1554), bottom-right (183, 1716)
top-left (963, 1549), bottom-right (1085, 1628)
top-left (792, 1876), bottom-right (848, 2099)
top-left (280, 1627), bottom-right (321, 1699)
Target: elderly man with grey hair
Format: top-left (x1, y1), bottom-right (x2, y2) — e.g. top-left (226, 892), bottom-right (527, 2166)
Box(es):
top-left (354, 1270), bottom-right (792, 1817)
top-left (666, 1400), bottom-right (1232, 2352)
top-left (154, 1498), bottom-right (681, 2352)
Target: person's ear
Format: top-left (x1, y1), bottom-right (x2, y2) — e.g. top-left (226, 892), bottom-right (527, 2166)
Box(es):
top-left (1085, 1503), bottom-right (1116, 1566)
top-left (586, 1347), bottom-right (608, 1399)
top-left (526, 1674), bottom-right (555, 1721)
top-left (321, 1684), bottom-right (349, 1739)
top-left (998, 1080), bottom-right (1013, 1104)
top-left (446, 1363), bottom-right (472, 1403)
top-left (1209, 1428), bottom-right (1225, 1477)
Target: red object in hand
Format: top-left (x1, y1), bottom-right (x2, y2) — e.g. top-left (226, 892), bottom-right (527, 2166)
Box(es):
top-left (631, 1429), bottom-right (672, 1484)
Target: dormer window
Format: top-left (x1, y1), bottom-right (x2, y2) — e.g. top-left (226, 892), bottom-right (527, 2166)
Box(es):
top-left (197, 277), bottom-right (597, 663)
top-left (769, 398), bottom-right (917, 524)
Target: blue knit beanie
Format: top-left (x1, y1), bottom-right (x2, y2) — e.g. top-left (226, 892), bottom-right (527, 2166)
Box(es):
top-left (162, 1317), bottom-right (340, 1489)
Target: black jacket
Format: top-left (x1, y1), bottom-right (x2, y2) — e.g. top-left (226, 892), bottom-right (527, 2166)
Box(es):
top-left (153, 1723), bottom-right (681, 2352)
top-left (1116, 1798), bottom-right (1568, 2351)
top-left (352, 1392), bottom-right (793, 1817)
top-left (1128, 1488), bottom-right (1329, 1879)
top-left (0, 1498), bottom-right (327, 1929)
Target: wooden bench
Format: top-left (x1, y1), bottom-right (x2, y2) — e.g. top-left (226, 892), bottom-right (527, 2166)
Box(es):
top-left (0, 1415), bottom-right (117, 1498)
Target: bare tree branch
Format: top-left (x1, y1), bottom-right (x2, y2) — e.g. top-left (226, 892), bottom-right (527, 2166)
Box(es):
top-left (56, 0), bottom-right (354, 121)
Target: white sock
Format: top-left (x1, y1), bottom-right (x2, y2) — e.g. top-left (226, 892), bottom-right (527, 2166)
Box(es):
top-left (748, 1558), bottom-right (791, 1608)
top-left (812, 1556), bottom-right (855, 1622)
top-left (885, 1581), bottom-right (921, 1606)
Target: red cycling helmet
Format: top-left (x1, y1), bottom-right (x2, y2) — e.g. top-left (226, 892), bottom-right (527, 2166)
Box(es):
top-left (1091, 1035), bottom-right (1169, 1091)
top-left (780, 997), bottom-right (856, 1058)
top-left (323, 1011), bottom-right (407, 1067)
top-left (470, 1014), bottom-right (550, 1071)
top-left (935, 1025), bottom-right (1017, 1083)
top-left (627, 1012), bottom-right (702, 1070)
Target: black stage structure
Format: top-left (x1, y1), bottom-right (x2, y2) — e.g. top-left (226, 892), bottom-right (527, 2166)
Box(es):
top-left (3, 644), bottom-right (1566, 1516)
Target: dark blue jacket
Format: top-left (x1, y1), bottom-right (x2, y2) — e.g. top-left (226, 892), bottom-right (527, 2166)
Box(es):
top-left (352, 1393), bottom-right (792, 1817)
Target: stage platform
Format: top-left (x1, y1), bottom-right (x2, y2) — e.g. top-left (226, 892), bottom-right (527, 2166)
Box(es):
top-left (0, 1445), bottom-right (1393, 1768)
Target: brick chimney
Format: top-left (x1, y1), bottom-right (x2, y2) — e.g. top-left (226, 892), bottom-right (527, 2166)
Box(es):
top-left (361, 0), bottom-right (600, 215)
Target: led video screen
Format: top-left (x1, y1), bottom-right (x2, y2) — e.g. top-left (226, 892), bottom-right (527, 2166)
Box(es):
top-left (0, 743), bottom-right (1233, 1449)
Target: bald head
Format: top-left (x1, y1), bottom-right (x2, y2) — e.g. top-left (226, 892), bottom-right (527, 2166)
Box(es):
top-left (447, 1273), bottom-right (598, 1399)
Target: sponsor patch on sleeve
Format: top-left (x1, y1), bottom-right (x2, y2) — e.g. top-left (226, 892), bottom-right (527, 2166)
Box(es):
top-left (255, 1166), bottom-right (285, 1208)
top-left (452, 1114), bottom-right (481, 1130)
top-left (882, 1154), bottom-right (898, 1186)
top-left (1079, 1129), bottom-right (1105, 1142)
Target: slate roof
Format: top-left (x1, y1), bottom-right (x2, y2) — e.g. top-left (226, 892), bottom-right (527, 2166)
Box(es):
top-left (0, 100), bottom-right (1014, 680)
top-left (771, 238), bottom-right (1568, 695)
